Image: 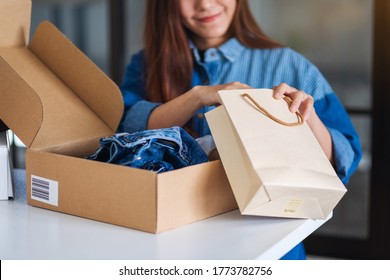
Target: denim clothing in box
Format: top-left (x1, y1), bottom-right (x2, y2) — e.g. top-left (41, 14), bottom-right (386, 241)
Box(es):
top-left (87, 126), bottom-right (208, 173)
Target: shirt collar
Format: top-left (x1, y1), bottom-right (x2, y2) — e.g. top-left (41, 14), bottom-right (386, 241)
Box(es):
top-left (189, 37), bottom-right (245, 62)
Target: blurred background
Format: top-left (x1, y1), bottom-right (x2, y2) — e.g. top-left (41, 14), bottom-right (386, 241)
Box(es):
top-left (7, 0), bottom-right (390, 259)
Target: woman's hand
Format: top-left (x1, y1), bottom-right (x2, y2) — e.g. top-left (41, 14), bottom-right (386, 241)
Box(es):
top-left (272, 83), bottom-right (334, 164)
top-left (191, 82), bottom-right (252, 107)
top-left (272, 83), bottom-right (314, 121)
top-left (148, 81), bottom-right (251, 130)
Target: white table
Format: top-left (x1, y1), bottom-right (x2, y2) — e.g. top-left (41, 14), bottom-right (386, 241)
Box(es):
top-left (0, 169), bottom-right (329, 260)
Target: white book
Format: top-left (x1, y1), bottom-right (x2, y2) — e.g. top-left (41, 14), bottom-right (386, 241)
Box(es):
top-left (0, 131), bottom-right (13, 200)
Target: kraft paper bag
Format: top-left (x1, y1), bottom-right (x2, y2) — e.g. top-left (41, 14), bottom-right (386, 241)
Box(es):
top-left (205, 89), bottom-right (346, 219)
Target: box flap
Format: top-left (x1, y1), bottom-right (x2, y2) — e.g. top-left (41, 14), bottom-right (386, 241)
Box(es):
top-left (29, 21), bottom-right (124, 133)
top-left (0, 21), bottom-right (124, 151)
top-left (0, 56), bottom-right (42, 147)
top-left (0, 0), bottom-right (31, 48)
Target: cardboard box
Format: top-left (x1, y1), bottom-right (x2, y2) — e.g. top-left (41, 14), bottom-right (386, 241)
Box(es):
top-left (0, 0), bottom-right (237, 233)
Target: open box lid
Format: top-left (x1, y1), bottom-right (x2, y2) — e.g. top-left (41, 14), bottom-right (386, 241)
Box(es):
top-left (0, 17), bottom-right (124, 153)
top-left (0, 0), bottom-right (31, 48)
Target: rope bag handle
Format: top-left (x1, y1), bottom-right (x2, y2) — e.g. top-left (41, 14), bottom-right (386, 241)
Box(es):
top-left (241, 93), bottom-right (304, 127)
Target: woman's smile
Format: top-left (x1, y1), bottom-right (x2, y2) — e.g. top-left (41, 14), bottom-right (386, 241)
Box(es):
top-left (180, 0), bottom-right (236, 49)
top-left (196, 11), bottom-right (222, 23)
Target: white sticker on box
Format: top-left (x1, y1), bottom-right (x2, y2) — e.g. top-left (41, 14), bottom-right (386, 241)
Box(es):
top-left (31, 175), bottom-right (58, 206)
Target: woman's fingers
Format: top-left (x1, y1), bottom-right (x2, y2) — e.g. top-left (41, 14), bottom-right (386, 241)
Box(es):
top-left (222, 81), bottom-right (252, 90)
top-left (272, 83), bottom-right (314, 121)
top-left (273, 83), bottom-right (297, 99)
top-left (194, 82), bottom-right (251, 106)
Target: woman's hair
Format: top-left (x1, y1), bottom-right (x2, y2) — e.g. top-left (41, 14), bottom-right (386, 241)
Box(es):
top-left (144, 0), bottom-right (281, 103)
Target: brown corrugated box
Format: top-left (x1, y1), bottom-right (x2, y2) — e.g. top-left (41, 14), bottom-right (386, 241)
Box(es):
top-left (0, 0), bottom-right (237, 233)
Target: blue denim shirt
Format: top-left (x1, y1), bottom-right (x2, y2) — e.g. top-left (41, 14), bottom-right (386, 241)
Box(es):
top-left (119, 38), bottom-right (362, 185)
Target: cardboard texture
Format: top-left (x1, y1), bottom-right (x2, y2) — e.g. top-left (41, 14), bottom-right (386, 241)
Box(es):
top-left (206, 89), bottom-right (347, 219)
top-left (0, 0), bottom-right (237, 233)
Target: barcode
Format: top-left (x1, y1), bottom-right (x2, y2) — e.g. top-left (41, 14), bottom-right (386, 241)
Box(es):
top-left (32, 177), bottom-right (50, 201)
top-left (31, 175), bottom-right (58, 206)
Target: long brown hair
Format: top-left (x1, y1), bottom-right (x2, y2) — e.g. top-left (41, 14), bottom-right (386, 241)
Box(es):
top-left (144, 0), bottom-right (281, 103)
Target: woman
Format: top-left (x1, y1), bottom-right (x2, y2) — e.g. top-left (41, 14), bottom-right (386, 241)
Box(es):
top-left (119, 0), bottom-right (362, 259)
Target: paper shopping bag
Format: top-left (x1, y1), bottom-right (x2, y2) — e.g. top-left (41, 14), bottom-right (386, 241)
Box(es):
top-left (205, 89), bottom-right (346, 219)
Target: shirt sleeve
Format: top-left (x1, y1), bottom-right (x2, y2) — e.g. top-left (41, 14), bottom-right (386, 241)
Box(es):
top-left (301, 61), bottom-right (362, 184)
top-left (118, 51), bottom-right (161, 133)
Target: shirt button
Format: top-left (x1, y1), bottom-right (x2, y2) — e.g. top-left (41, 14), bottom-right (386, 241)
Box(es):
top-left (197, 113), bottom-right (204, 119)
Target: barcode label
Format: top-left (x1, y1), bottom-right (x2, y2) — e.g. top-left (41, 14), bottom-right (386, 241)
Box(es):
top-left (31, 175), bottom-right (58, 206)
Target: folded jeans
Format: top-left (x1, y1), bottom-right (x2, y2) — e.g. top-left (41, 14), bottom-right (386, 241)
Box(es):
top-left (87, 126), bottom-right (208, 173)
